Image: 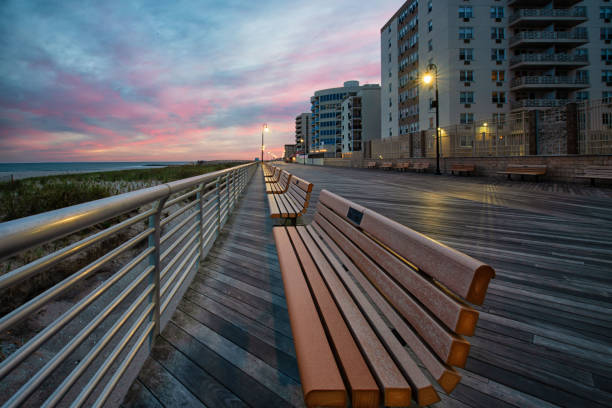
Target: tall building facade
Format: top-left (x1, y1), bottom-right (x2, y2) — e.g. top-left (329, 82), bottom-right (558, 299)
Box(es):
top-left (311, 81), bottom-right (380, 157)
top-left (341, 85), bottom-right (381, 155)
top-left (295, 113), bottom-right (311, 156)
top-left (382, 0), bottom-right (611, 137)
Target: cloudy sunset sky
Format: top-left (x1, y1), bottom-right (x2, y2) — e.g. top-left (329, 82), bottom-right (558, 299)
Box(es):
top-left (0, 0), bottom-right (400, 162)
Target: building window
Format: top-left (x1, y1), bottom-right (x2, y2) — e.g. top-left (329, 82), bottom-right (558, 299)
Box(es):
top-left (601, 7), bottom-right (612, 20)
top-left (602, 49), bottom-right (612, 62)
top-left (492, 113), bottom-right (506, 125)
top-left (603, 70), bottom-right (612, 83)
top-left (429, 117), bottom-right (434, 129)
top-left (460, 92), bottom-right (474, 104)
top-left (459, 27), bottom-right (473, 39)
top-left (576, 70), bottom-right (589, 82)
top-left (459, 48), bottom-right (474, 61)
top-left (460, 113), bottom-right (474, 124)
top-left (389, 53), bottom-right (392, 62)
top-left (458, 6), bottom-right (473, 18)
top-left (491, 48), bottom-right (505, 61)
top-left (603, 112), bottom-right (611, 127)
top-left (576, 91), bottom-right (589, 101)
top-left (428, 20), bottom-right (433, 32)
top-left (490, 7), bottom-right (504, 19)
top-left (603, 91), bottom-right (612, 102)
top-left (460, 70), bottom-right (474, 82)
top-left (428, 0), bottom-right (432, 13)
top-left (389, 128), bottom-right (392, 137)
top-left (492, 92), bottom-right (506, 103)
top-left (491, 27), bottom-right (504, 40)
top-left (491, 70), bottom-right (505, 81)
top-left (389, 112), bottom-right (393, 122)
top-left (428, 39), bottom-right (433, 52)
top-left (602, 28), bottom-right (612, 41)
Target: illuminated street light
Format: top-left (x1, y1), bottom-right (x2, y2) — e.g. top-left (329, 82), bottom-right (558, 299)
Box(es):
top-left (423, 63), bottom-right (441, 175)
top-left (261, 123), bottom-right (269, 162)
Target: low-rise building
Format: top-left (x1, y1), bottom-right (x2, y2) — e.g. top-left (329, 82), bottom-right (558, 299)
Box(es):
top-left (341, 85), bottom-right (381, 155)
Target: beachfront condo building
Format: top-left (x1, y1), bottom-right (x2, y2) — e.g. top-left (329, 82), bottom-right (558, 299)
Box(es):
top-left (295, 113), bottom-right (311, 156)
top-left (381, 0), bottom-right (611, 139)
top-left (310, 81), bottom-right (381, 157)
top-left (341, 86), bottom-right (381, 156)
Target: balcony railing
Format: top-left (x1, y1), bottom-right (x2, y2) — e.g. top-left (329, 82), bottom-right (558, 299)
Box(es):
top-left (511, 98), bottom-right (575, 109)
top-left (509, 29), bottom-right (588, 46)
top-left (510, 76), bottom-right (589, 88)
top-left (509, 53), bottom-right (588, 66)
top-left (509, 7), bottom-right (587, 24)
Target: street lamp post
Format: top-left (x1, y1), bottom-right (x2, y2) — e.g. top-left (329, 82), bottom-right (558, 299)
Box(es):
top-left (261, 123), bottom-right (268, 162)
top-left (423, 64), bottom-right (441, 175)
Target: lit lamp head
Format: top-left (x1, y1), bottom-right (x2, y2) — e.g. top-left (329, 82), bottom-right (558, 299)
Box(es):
top-left (263, 123), bottom-right (269, 132)
top-left (423, 73), bottom-right (433, 85)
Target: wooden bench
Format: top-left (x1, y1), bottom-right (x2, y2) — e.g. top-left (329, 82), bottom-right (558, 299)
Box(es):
top-left (365, 161), bottom-right (377, 169)
top-left (380, 162), bottom-right (393, 171)
top-left (265, 167), bottom-right (281, 183)
top-left (411, 162), bottom-right (430, 172)
top-left (267, 175), bottom-right (313, 221)
top-left (273, 190), bottom-right (495, 407)
top-left (576, 166), bottom-right (612, 186)
top-left (262, 164), bottom-right (276, 178)
top-left (451, 164), bottom-right (475, 176)
top-left (266, 170), bottom-right (292, 194)
top-left (497, 164), bottom-right (547, 181)
top-left (394, 162), bottom-right (411, 171)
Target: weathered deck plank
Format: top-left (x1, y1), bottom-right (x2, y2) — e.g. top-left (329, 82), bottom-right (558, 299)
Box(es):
top-left (125, 164), bottom-right (612, 408)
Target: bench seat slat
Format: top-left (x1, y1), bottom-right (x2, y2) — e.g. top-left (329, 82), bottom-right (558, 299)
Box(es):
top-left (273, 228), bottom-right (346, 407)
top-left (286, 231), bottom-right (413, 407)
top-left (313, 212), bottom-right (470, 368)
top-left (307, 224), bottom-right (461, 395)
top-left (286, 228), bottom-right (380, 408)
top-left (298, 226), bottom-right (440, 406)
top-left (316, 204), bottom-right (479, 336)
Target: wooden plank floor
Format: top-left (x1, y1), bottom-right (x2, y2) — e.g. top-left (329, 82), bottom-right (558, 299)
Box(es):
top-left (124, 164), bottom-right (612, 408)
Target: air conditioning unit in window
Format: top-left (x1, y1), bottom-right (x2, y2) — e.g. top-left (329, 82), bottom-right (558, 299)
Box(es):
top-left (497, 103), bottom-right (504, 108)
top-left (496, 60), bottom-right (503, 65)
top-left (464, 60), bottom-right (471, 65)
top-left (465, 104), bottom-right (471, 108)
top-left (495, 18), bottom-right (502, 22)
top-left (464, 39), bottom-right (470, 44)
top-left (607, 82), bottom-right (612, 86)
top-left (606, 61), bottom-right (612, 65)
top-left (496, 39), bottom-right (502, 44)
top-left (606, 18), bottom-right (611, 23)
top-left (465, 82), bottom-right (471, 87)
top-left (463, 18), bottom-right (470, 22)
top-left (496, 81), bottom-right (503, 86)
top-left (606, 40), bottom-right (611, 44)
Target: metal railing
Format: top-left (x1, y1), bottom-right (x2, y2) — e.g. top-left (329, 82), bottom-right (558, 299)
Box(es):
top-left (509, 53), bottom-right (588, 67)
top-left (0, 162), bottom-right (257, 407)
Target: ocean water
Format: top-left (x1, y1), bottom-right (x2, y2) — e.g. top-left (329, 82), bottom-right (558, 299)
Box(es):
top-left (0, 162), bottom-right (188, 181)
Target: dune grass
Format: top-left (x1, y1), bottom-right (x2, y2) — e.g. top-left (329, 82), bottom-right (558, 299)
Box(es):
top-left (0, 162), bottom-right (246, 222)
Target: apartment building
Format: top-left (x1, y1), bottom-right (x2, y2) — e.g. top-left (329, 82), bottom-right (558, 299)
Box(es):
top-left (311, 81), bottom-right (379, 157)
top-left (295, 113), bottom-right (311, 156)
top-left (382, 0), bottom-right (611, 138)
top-left (340, 85), bottom-right (381, 155)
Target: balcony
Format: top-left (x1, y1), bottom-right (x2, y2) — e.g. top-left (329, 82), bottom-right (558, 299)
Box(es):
top-left (509, 7), bottom-right (587, 27)
top-left (509, 29), bottom-right (588, 47)
top-left (510, 76), bottom-right (589, 90)
top-left (509, 53), bottom-right (588, 68)
top-left (508, 0), bottom-right (582, 7)
top-left (510, 98), bottom-right (575, 110)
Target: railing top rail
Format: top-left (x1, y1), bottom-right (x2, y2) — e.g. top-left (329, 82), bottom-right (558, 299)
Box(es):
top-left (0, 162), bottom-right (255, 260)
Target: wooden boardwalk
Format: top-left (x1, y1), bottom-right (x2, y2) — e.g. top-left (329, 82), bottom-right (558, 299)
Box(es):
top-left (124, 164), bottom-right (612, 408)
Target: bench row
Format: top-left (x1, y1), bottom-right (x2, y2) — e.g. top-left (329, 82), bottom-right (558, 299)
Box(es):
top-left (263, 164), bottom-right (313, 220)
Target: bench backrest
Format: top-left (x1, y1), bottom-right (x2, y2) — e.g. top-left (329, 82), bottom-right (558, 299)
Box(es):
top-left (366, 161), bottom-right (377, 167)
top-left (381, 162), bottom-right (392, 167)
top-left (395, 161), bottom-right (410, 168)
top-left (414, 162), bottom-right (429, 169)
top-left (287, 175), bottom-right (314, 214)
top-left (311, 189), bottom-right (494, 381)
top-left (267, 167), bottom-right (281, 182)
top-left (506, 164), bottom-right (547, 171)
top-left (279, 170), bottom-right (292, 189)
top-left (451, 164), bottom-right (474, 170)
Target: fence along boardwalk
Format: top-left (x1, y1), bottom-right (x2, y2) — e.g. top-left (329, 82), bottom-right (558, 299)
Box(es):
top-left (124, 164), bottom-right (612, 408)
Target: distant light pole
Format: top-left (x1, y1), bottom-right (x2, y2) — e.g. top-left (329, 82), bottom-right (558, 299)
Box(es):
top-left (423, 64), bottom-right (441, 175)
top-left (261, 123), bottom-right (269, 162)
top-left (300, 138), bottom-right (305, 165)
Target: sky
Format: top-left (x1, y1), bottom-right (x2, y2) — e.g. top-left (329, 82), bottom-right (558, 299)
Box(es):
top-left (0, 0), bottom-right (400, 162)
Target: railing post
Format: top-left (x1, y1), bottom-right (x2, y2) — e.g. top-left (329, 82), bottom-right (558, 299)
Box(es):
top-left (196, 183), bottom-right (205, 263)
top-left (216, 176), bottom-right (221, 234)
top-left (148, 196), bottom-right (168, 337)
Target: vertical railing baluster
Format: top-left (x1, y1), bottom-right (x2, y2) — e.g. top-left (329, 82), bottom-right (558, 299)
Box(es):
top-left (196, 183), bottom-right (204, 262)
top-left (148, 196), bottom-right (168, 337)
top-left (216, 176), bottom-right (221, 234)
